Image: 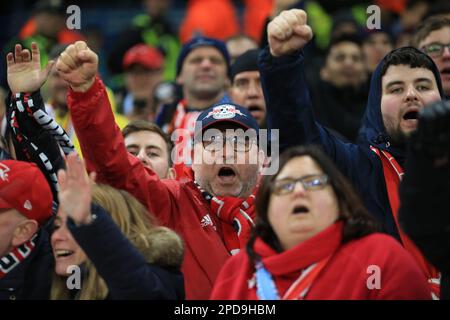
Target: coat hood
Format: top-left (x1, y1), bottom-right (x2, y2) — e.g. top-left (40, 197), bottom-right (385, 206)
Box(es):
top-left (138, 226), bottom-right (184, 269)
top-left (358, 47), bottom-right (444, 158)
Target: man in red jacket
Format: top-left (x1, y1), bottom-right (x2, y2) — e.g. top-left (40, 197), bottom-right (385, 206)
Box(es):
top-left (55, 41), bottom-right (265, 299)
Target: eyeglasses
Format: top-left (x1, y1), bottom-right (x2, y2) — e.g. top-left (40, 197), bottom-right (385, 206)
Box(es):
top-left (202, 135), bottom-right (256, 152)
top-left (272, 174), bottom-right (329, 195)
top-left (421, 43), bottom-right (450, 58)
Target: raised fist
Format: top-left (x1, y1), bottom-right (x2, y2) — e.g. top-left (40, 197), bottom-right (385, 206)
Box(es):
top-left (56, 41), bottom-right (98, 92)
top-left (267, 9), bottom-right (313, 57)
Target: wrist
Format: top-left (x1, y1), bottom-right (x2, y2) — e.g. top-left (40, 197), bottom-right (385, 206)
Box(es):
top-left (70, 77), bottom-right (95, 93)
top-left (73, 211), bottom-right (97, 226)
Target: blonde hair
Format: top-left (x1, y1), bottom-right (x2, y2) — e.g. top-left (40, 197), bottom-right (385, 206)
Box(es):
top-left (50, 184), bottom-right (183, 300)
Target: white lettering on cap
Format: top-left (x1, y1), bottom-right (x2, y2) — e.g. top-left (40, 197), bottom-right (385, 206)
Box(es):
top-left (0, 163), bottom-right (10, 181)
top-left (24, 200), bottom-right (32, 211)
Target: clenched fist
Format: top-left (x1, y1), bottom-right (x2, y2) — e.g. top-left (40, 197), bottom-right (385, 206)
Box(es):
top-left (56, 41), bottom-right (98, 92)
top-left (268, 9), bottom-right (313, 57)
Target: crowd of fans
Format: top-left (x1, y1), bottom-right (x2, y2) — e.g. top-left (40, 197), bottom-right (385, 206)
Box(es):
top-left (0, 0), bottom-right (449, 301)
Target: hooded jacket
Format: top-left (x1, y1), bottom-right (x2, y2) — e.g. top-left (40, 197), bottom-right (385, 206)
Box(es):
top-left (259, 46), bottom-right (444, 240)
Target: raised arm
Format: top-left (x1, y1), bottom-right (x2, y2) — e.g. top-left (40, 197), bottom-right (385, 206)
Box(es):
top-left (57, 154), bottom-right (184, 299)
top-left (260, 10), bottom-right (359, 177)
top-left (55, 42), bottom-right (177, 225)
top-left (6, 43), bottom-right (69, 197)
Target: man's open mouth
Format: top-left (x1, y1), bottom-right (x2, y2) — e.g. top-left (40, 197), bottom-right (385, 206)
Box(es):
top-left (440, 67), bottom-right (450, 76)
top-left (218, 166), bottom-right (236, 177)
top-left (403, 109), bottom-right (419, 120)
top-left (248, 105), bottom-right (263, 113)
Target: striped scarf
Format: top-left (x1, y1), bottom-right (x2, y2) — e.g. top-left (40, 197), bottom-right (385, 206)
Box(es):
top-left (0, 233), bottom-right (37, 279)
top-left (8, 91), bottom-right (75, 198)
top-left (194, 181), bottom-right (256, 255)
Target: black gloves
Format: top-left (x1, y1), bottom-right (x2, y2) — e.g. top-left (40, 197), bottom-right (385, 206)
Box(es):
top-left (411, 100), bottom-right (450, 164)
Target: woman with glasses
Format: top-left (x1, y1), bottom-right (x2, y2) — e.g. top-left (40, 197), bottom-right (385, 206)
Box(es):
top-left (211, 145), bottom-right (431, 300)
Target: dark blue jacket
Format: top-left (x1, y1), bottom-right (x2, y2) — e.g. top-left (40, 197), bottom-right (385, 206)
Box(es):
top-left (67, 203), bottom-right (185, 300)
top-left (0, 228), bottom-right (53, 300)
top-left (259, 47), bottom-right (444, 239)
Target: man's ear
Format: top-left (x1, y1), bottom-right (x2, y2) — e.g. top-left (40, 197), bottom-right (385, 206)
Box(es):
top-left (12, 219), bottom-right (38, 247)
top-left (167, 167), bottom-right (177, 180)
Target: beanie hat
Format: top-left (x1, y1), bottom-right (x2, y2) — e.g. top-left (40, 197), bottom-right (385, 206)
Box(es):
top-left (230, 49), bottom-right (260, 81)
top-left (176, 36), bottom-right (230, 76)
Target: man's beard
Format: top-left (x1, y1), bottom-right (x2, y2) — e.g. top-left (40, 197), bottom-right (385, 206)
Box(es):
top-left (198, 174), bottom-right (257, 199)
top-left (387, 125), bottom-right (408, 147)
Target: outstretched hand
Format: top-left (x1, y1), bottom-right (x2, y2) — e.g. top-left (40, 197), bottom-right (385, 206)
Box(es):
top-left (56, 41), bottom-right (98, 93)
top-left (57, 153), bottom-right (97, 225)
top-left (268, 9), bottom-right (313, 57)
top-left (7, 42), bottom-right (54, 93)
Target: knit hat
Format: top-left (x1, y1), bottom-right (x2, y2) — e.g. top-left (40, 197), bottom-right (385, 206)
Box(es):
top-left (176, 36), bottom-right (230, 76)
top-left (230, 49), bottom-right (260, 81)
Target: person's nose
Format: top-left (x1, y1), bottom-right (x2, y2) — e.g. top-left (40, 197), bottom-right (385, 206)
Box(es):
top-left (442, 45), bottom-right (450, 59)
top-left (291, 181), bottom-right (307, 197)
top-left (247, 80), bottom-right (261, 98)
top-left (222, 138), bottom-right (235, 160)
top-left (51, 224), bottom-right (68, 243)
top-left (137, 148), bottom-right (150, 167)
top-left (405, 84), bottom-right (419, 102)
top-left (199, 57), bottom-right (213, 69)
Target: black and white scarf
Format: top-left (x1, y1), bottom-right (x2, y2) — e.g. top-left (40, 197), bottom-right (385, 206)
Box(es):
top-left (0, 233), bottom-right (38, 279)
top-left (7, 91), bottom-right (75, 198)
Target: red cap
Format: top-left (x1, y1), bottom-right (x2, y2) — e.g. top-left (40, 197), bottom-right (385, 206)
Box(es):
top-left (0, 160), bottom-right (53, 226)
top-left (123, 44), bottom-right (164, 70)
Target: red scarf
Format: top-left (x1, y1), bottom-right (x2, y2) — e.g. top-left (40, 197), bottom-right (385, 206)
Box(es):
top-left (210, 194), bottom-right (256, 255)
top-left (195, 181), bottom-right (256, 255)
top-left (371, 146), bottom-right (440, 298)
top-left (168, 100), bottom-right (202, 165)
top-left (0, 234), bottom-right (37, 279)
top-left (253, 222), bottom-right (343, 299)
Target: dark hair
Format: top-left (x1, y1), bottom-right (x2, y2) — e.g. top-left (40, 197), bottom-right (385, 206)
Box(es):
top-left (246, 145), bottom-right (378, 262)
top-left (380, 46), bottom-right (436, 77)
top-left (122, 120), bottom-right (174, 167)
top-left (424, 1), bottom-right (450, 20)
top-left (325, 33), bottom-right (363, 58)
top-left (411, 16), bottom-right (450, 47)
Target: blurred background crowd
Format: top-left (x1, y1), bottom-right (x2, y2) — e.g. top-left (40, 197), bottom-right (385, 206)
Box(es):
top-left (1, 0), bottom-right (449, 139)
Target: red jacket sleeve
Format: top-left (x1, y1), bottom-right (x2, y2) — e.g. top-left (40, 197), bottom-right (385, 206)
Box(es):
top-left (67, 76), bottom-right (177, 226)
